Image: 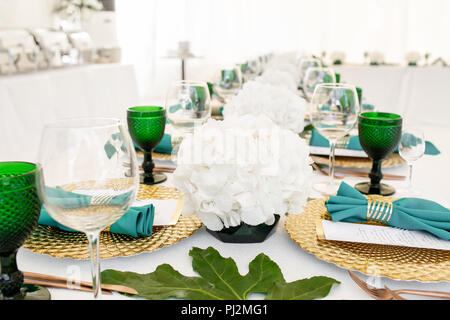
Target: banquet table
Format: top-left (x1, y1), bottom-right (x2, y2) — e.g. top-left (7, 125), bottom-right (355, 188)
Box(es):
top-left (16, 123), bottom-right (450, 300)
top-left (0, 63), bottom-right (139, 162)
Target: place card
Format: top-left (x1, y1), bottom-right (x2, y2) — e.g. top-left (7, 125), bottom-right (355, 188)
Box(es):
top-left (73, 189), bottom-right (183, 226)
top-left (133, 198), bottom-right (183, 226)
top-left (316, 219), bottom-right (450, 251)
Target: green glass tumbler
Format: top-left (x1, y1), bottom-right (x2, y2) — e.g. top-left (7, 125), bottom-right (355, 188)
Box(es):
top-left (355, 112), bottom-right (402, 196)
top-left (127, 106), bottom-right (167, 185)
top-left (0, 162), bottom-right (50, 300)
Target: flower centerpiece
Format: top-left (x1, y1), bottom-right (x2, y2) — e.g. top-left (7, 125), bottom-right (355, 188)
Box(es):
top-left (368, 51), bottom-right (385, 65)
top-left (404, 51), bottom-right (421, 66)
top-left (173, 114), bottom-right (313, 242)
top-left (264, 63), bottom-right (301, 85)
top-left (255, 69), bottom-right (298, 93)
top-left (329, 51), bottom-right (346, 65)
top-left (222, 81), bottom-right (307, 133)
top-left (53, 0), bottom-right (103, 30)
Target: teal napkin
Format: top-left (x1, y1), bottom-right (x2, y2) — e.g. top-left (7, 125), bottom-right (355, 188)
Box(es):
top-left (132, 133), bottom-right (173, 154)
top-left (38, 187), bottom-right (154, 237)
top-left (154, 133), bottom-right (173, 154)
top-left (309, 129), bottom-right (440, 155)
top-left (325, 182), bottom-right (450, 240)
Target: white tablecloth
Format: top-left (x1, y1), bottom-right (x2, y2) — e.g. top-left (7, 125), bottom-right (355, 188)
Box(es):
top-left (0, 64), bottom-right (139, 162)
top-left (334, 65), bottom-right (450, 127)
top-left (16, 124), bottom-right (450, 300)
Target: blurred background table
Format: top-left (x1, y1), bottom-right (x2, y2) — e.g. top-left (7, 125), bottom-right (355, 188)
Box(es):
top-left (0, 63), bottom-right (139, 162)
top-left (334, 65), bottom-right (450, 127)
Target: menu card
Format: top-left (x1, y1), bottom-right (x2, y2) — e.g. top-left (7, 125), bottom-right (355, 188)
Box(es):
top-left (316, 219), bottom-right (450, 251)
top-left (309, 146), bottom-right (367, 158)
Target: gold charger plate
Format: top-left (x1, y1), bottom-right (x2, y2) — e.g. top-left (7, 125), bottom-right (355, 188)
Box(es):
top-left (23, 185), bottom-right (202, 259)
top-left (311, 153), bottom-right (405, 169)
top-left (285, 197), bottom-right (450, 282)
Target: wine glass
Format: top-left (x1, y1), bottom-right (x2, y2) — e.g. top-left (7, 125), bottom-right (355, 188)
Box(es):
top-left (166, 80), bottom-right (211, 156)
top-left (0, 162), bottom-right (50, 300)
top-left (310, 83), bottom-right (360, 195)
top-left (303, 67), bottom-right (336, 101)
top-left (298, 57), bottom-right (321, 88)
top-left (38, 118), bottom-right (139, 299)
top-left (241, 59), bottom-right (261, 81)
top-left (354, 112), bottom-right (402, 196)
top-left (397, 127), bottom-right (425, 196)
top-left (127, 106), bottom-right (167, 185)
top-left (214, 66), bottom-right (243, 102)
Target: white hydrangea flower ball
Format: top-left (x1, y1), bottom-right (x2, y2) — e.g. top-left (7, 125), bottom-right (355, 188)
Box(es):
top-left (173, 114), bottom-right (313, 231)
top-left (222, 80), bottom-right (307, 133)
top-left (368, 51), bottom-right (385, 64)
top-left (404, 51), bottom-right (421, 64)
top-left (255, 69), bottom-right (298, 93)
top-left (329, 51), bottom-right (346, 65)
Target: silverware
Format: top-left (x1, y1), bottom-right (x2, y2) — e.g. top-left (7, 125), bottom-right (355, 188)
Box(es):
top-left (23, 271), bottom-right (138, 295)
top-left (348, 270), bottom-right (450, 300)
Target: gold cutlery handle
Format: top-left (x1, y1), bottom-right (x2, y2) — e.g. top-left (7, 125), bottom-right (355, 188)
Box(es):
top-left (24, 279), bottom-right (113, 295)
top-left (395, 289), bottom-right (450, 299)
top-left (23, 271), bottom-right (138, 295)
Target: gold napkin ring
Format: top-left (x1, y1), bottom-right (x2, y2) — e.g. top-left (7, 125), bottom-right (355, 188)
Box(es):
top-left (366, 199), bottom-right (393, 224)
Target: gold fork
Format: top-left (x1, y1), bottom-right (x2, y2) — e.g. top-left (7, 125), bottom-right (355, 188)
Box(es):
top-left (348, 270), bottom-right (450, 300)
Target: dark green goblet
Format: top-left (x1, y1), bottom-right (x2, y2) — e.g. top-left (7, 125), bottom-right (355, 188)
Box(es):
top-left (0, 162), bottom-right (50, 300)
top-left (127, 106), bottom-right (167, 185)
top-left (355, 112), bottom-right (402, 196)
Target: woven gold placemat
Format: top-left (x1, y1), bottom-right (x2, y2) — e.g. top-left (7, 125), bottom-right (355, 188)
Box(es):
top-left (23, 184), bottom-right (202, 259)
top-left (311, 153), bottom-right (405, 169)
top-left (285, 197), bottom-right (450, 282)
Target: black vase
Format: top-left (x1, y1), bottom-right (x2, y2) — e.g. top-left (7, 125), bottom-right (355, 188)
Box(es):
top-left (206, 215), bottom-right (280, 243)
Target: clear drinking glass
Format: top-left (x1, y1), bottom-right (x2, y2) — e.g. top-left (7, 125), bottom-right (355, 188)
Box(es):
top-left (310, 83), bottom-right (360, 195)
top-left (37, 118), bottom-right (139, 299)
top-left (398, 128), bottom-right (425, 196)
top-left (241, 59), bottom-right (261, 81)
top-left (166, 80), bottom-right (212, 156)
top-left (298, 57), bottom-right (321, 87)
top-left (214, 65), bottom-right (243, 103)
top-left (303, 67), bottom-right (336, 101)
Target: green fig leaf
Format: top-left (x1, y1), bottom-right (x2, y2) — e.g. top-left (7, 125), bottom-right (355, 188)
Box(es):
top-left (101, 246), bottom-right (339, 300)
top-left (266, 276), bottom-right (340, 300)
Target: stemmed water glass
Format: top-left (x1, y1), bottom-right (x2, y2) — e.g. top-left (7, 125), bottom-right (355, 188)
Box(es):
top-left (298, 57), bottom-right (321, 88)
top-left (127, 106), bottom-right (167, 185)
top-left (354, 112), bottom-right (403, 196)
top-left (397, 127), bottom-right (425, 196)
top-left (303, 67), bottom-right (336, 101)
top-left (166, 80), bottom-right (211, 156)
top-left (38, 118), bottom-right (139, 299)
top-left (0, 162), bottom-right (50, 300)
top-left (240, 59), bottom-right (261, 81)
top-left (214, 66), bottom-right (243, 102)
top-left (310, 83), bottom-right (360, 195)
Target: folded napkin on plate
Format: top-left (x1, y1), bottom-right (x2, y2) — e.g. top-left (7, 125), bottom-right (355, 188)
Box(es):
top-left (154, 133), bottom-right (173, 154)
top-left (309, 129), bottom-right (440, 155)
top-left (325, 182), bottom-right (450, 240)
top-left (38, 187), bottom-right (155, 237)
